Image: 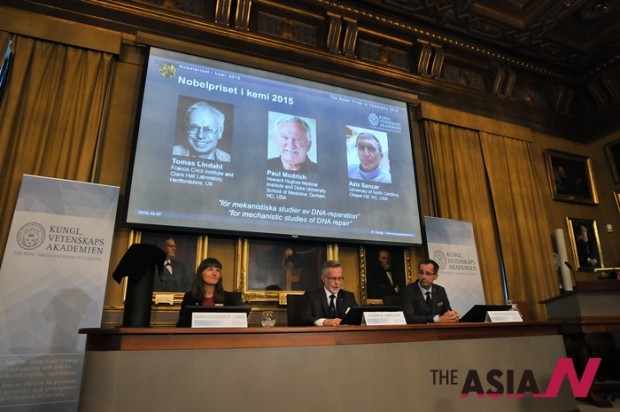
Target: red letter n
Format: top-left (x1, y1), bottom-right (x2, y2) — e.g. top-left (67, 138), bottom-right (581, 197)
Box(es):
top-left (534, 358), bottom-right (601, 398)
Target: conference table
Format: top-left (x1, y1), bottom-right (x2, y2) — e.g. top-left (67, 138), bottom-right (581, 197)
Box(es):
top-left (78, 322), bottom-right (578, 412)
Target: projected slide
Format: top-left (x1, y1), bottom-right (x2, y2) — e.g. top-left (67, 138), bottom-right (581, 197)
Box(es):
top-left (126, 47), bottom-right (422, 245)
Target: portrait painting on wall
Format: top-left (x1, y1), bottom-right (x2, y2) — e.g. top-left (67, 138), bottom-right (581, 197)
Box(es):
top-left (237, 238), bottom-right (331, 302)
top-left (545, 149), bottom-right (598, 205)
top-left (359, 245), bottom-right (411, 304)
top-left (605, 139), bottom-right (620, 183)
top-left (566, 217), bottom-right (604, 272)
top-left (123, 230), bottom-right (203, 303)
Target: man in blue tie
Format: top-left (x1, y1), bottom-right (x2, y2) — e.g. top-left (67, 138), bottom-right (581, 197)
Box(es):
top-left (299, 260), bottom-right (358, 326)
top-left (400, 258), bottom-right (459, 324)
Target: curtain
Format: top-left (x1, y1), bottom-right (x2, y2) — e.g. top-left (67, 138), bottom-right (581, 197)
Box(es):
top-left (480, 132), bottom-right (558, 319)
top-left (424, 121), bottom-right (558, 319)
top-left (0, 35), bottom-right (114, 264)
top-left (424, 121), bottom-right (505, 305)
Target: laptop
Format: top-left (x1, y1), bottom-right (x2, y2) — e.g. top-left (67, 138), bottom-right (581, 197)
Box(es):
top-left (459, 304), bottom-right (511, 323)
top-left (341, 305), bottom-right (402, 325)
top-left (177, 305), bottom-right (252, 327)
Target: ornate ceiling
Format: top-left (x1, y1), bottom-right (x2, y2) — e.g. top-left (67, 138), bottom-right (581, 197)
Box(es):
top-left (2, 0), bottom-right (619, 139)
top-left (356, 0), bottom-right (620, 77)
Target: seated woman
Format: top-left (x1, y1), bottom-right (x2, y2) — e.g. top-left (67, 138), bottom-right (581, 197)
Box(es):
top-left (176, 257), bottom-right (242, 327)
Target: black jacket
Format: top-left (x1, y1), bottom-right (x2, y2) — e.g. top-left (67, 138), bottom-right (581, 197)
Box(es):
top-left (299, 287), bottom-right (358, 326)
top-left (400, 280), bottom-right (452, 324)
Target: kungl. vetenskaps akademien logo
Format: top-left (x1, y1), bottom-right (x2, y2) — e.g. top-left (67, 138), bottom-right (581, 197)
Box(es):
top-left (16, 222), bottom-right (45, 250)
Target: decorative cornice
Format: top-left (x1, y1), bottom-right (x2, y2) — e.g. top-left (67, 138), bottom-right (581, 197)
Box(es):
top-left (2, 0), bottom-right (618, 140)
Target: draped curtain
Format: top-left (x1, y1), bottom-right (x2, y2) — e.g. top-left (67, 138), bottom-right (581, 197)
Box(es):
top-left (424, 121), bottom-right (557, 320)
top-left (0, 34), bottom-right (114, 264)
top-left (479, 132), bottom-right (558, 319)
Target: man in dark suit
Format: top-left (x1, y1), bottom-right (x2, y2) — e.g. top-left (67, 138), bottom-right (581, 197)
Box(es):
top-left (400, 258), bottom-right (459, 324)
top-left (153, 238), bottom-right (192, 292)
top-left (367, 249), bottom-right (405, 299)
top-left (299, 260), bottom-right (358, 326)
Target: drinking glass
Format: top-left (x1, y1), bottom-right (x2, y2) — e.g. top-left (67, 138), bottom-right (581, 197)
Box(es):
top-left (261, 310), bottom-right (276, 327)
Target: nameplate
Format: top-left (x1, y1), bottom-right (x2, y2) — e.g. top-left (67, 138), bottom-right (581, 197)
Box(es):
top-left (191, 312), bottom-right (248, 328)
top-left (362, 311), bottom-right (406, 325)
top-left (485, 311), bottom-right (523, 323)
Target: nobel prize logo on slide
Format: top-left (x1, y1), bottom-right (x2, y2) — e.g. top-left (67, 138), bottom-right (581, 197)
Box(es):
top-left (367, 112), bottom-right (402, 132)
top-left (368, 113), bottom-right (380, 127)
top-left (16, 222), bottom-right (45, 250)
top-left (159, 62), bottom-right (178, 78)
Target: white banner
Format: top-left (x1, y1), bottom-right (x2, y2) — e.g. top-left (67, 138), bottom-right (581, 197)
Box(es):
top-left (424, 217), bottom-right (485, 316)
top-left (0, 175), bottom-right (119, 411)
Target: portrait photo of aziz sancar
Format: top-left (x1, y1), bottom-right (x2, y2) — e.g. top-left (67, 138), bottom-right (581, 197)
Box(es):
top-left (346, 127), bottom-right (391, 184)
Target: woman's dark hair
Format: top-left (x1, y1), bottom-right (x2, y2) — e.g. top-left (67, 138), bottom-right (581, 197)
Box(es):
top-left (190, 257), bottom-right (224, 303)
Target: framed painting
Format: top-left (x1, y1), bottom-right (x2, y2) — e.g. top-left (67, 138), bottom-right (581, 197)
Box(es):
top-left (123, 230), bottom-right (205, 304)
top-left (359, 245), bottom-right (411, 304)
top-left (545, 149), bottom-right (598, 205)
top-left (566, 217), bottom-right (604, 272)
top-left (615, 190), bottom-right (620, 214)
top-left (605, 139), bottom-right (620, 183)
top-left (236, 238), bottom-right (336, 302)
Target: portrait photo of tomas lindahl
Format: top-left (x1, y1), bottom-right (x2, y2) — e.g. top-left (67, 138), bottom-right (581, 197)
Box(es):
top-left (172, 97), bottom-right (234, 162)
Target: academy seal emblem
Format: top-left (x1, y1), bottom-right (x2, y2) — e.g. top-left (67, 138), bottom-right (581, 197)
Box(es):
top-left (17, 222), bottom-right (45, 250)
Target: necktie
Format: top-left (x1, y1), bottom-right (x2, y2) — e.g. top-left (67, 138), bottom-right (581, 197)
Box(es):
top-left (425, 291), bottom-right (432, 314)
top-left (329, 294), bottom-right (336, 318)
top-left (165, 259), bottom-right (173, 274)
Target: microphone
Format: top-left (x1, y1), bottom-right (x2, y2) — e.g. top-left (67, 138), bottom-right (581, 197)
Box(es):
top-left (564, 261), bottom-right (577, 286)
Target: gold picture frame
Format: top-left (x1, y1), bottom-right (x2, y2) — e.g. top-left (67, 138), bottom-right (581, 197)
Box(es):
top-left (236, 238), bottom-right (337, 303)
top-left (604, 139), bottom-right (620, 183)
top-left (122, 230), bottom-right (206, 304)
top-left (360, 245), bottom-right (411, 304)
top-left (615, 190), bottom-right (620, 214)
top-left (545, 149), bottom-right (598, 205)
top-left (566, 217), bottom-right (604, 272)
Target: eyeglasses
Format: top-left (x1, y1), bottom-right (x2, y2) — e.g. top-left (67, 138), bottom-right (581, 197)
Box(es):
top-left (187, 125), bottom-right (220, 136)
top-left (324, 275), bottom-right (344, 281)
top-left (417, 270), bottom-right (436, 276)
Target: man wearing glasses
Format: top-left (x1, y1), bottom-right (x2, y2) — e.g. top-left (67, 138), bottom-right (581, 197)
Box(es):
top-left (401, 258), bottom-right (459, 324)
top-left (299, 260), bottom-right (358, 326)
top-left (173, 101), bottom-right (231, 161)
